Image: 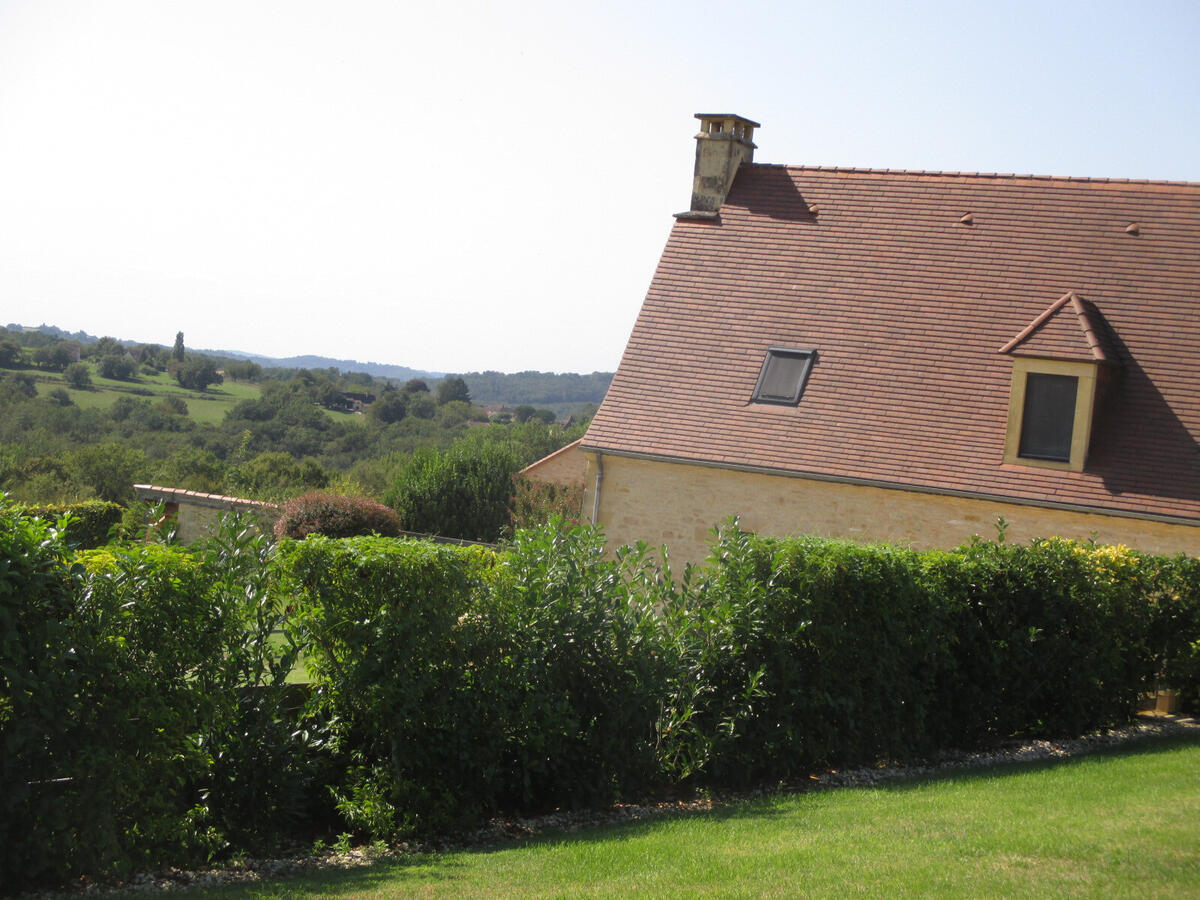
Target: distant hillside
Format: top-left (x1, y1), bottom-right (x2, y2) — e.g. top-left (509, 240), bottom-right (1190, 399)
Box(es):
top-left (215, 350), bottom-right (442, 382)
top-left (459, 370), bottom-right (612, 407)
top-left (6, 323), bottom-right (613, 409)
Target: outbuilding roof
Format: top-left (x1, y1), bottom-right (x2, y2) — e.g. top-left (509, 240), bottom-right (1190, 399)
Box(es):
top-left (583, 164), bottom-right (1200, 523)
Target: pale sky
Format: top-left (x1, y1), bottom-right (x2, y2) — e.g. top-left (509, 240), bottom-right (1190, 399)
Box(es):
top-left (2, 0), bottom-right (1197, 374)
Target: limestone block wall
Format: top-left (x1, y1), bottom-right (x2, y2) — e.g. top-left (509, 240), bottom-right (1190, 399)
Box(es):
top-left (134, 485), bottom-right (279, 545)
top-left (519, 439), bottom-right (587, 486)
top-left (581, 453), bottom-right (1200, 564)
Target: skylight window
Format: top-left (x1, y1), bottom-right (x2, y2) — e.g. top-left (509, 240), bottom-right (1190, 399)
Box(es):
top-left (752, 347), bottom-right (815, 406)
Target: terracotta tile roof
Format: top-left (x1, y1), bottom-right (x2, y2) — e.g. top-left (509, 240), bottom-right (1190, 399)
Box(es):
top-left (999, 292), bottom-right (1117, 363)
top-left (133, 484), bottom-right (279, 513)
top-left (583, 165), bottom-right (1200, 523)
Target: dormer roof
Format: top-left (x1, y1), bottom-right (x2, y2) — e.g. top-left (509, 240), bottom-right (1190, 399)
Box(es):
top-left (999, 292), bottom-right (1118, 363)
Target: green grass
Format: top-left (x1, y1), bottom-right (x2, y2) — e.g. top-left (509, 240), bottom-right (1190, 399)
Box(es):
top-left (196, 733), bottom-right (1200, 899)
top-left (34, 370), bottom-right (260, 424)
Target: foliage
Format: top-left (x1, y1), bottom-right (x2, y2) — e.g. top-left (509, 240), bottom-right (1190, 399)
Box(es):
top-left (460, 370), bottom-right (613, 408)
top-left (385, 442), bottom-right (522, 541)
top-left (65, 361), bottom-right (92, 388)
top-left (175, 356), bottom-right (223, 391)
top-left (0, 501), bottom-right (86, 889)
top-left (0, 501), bottom-right (333, 890)
top-left (96, 353), bottom-right (137, 380)
top-left (4, 491), bottom-right (1200, 890)
top-left (1, 370), bottom-right (37, 399)
top-left (482, 523), bottom-right (665, 810)
top-left (277, 536), bottom-right (496, 835)
top-left (435, 376), bottom-right (471, 405)
top-left (510, 476), bottom-right (585, 530)
top-left (22, 499), bottom-right (124, 549)
top-left (227, 451), bottom-right (329, 501)
top-left (274, 491), bottom-right (402, 540)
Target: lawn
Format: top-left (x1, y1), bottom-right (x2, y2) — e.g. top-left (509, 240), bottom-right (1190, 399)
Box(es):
top-left (35, 370), bottom-right (259, 424)
top-left (197, 732), bottom-right (1200, 899)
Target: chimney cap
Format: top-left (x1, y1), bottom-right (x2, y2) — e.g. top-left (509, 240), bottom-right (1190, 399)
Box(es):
top-left (694, 113), bottom-right (761, 128)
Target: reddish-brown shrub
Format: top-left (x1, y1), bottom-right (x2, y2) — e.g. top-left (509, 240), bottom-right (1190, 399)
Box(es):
top-left (273, 492), bottom-right (402, 540)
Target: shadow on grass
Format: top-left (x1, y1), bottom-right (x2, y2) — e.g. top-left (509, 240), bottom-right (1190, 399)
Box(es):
top-left (199, 728), bottom-right (1200, 897)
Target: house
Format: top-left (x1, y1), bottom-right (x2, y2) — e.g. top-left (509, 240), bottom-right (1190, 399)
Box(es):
top-left (579, 114), bottom-right (1200, 563)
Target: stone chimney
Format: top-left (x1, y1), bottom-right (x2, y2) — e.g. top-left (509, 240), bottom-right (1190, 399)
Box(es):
top-left (678, 113), bottom-right (759, 218)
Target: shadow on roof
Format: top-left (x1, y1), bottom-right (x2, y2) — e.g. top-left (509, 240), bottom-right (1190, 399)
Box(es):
top-left (736, 165), bottom-right (819, 223)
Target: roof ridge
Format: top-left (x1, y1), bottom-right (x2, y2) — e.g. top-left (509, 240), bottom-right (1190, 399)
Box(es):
top-left (750, 162), bottom-right (1200, 188)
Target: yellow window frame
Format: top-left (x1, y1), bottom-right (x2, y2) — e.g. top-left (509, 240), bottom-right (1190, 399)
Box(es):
top-left (1003, 357), bottom-right (1099, 472)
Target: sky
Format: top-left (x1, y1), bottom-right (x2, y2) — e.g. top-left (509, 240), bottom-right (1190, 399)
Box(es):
top-left (1, 1), bottom-right (1198, 375)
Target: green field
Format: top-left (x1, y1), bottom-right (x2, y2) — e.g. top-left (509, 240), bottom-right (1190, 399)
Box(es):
top-left (35, 369), bottom-right (261, 424)
top-left (197, 732), bottom-right (1200, 899)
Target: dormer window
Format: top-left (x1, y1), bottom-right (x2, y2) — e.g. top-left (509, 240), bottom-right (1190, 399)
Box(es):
top-left (752, 347), bottom-right (815, 406)
top-left (1018, 372), bottom-right (1078, 461)
top-left (998, 292), bottom-right (1117, 473)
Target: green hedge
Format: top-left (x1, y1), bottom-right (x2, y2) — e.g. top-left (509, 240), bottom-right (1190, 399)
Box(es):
top-left (23, 499), bottom-right (124, 548)
top-left (0, 504), bottom-right (322, 891)
top-left (4, 497), bottom-right (1199, 890)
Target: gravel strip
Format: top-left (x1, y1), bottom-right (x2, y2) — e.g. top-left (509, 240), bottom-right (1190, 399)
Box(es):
top-left (20, 715), bottom-right (1197, 899)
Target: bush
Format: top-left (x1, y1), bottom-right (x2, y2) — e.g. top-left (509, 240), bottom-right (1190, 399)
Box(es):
top-left (276, 535), bottom-right (497, 834)
top-left (23, 499), bottom-right (124, 548)
top-left (510, 476), bottom-right (584, 530)
top-left (385, 443), bottom-right (521, 542)
top-left (0, 501), bottom-right (88, 889)
top-left (1, 499), bottom-right (327, 891)
top-left (274, 491), bottom-right (402, 540)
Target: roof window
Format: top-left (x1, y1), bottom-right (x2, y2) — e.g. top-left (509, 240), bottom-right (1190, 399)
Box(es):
top-left (752, 347), bottom-right (815, 406)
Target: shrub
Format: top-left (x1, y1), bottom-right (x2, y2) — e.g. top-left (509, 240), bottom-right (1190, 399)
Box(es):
top-left (0, 500), bottom-right (88, 889)
top-left (276, 535), bottom-right (497, 834)
top-left (23, 499), bottom-right (124, 548)
top-left (484, 522), bottom-right (664, 810)
top-left (64, 361), bottom-right (92, 388)
top-left (510, 476), bottom-right (584, 530)
top-left (274, 491), bottom-right (402, 540)
top-left (385, 442), bottom-right (521, 542)
top-left (924, 537), bottom-right (1156, 740)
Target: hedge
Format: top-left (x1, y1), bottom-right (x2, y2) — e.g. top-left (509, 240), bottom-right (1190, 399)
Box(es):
top-left (3, 499), bottom-right (1199, 890)
top-left (22, 499), bottom-right (124, 549)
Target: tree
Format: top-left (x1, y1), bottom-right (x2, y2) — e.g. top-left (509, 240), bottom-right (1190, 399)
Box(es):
top-left (64, 362), bottom-right (92, 389)
top-left (87, 336), bottom-right (124, 359)
top-left (367, 391), bottom-right (407, 424)
top-left (403, 379), bottom-right (429, 394)
top-left (384, 442), bottom-right (521, 541)
top-left (64, 443), bottom-right (146, 502)
top-left (173, 331), bottom-right (185, 362)
top-left (32, 342), bottom-right (75, 372)
top-left (0, 338), bottom-right (22, 369)
top-left (45, 388), bottom-right (73, 407)
top-left (436, 376), bottom-right (471, 406)
top-left (175, 357), bottom-right (222, 391)
top-left (513, 405), bottom-right (536, 424)
top-left (408, 395), bottom-right (436, 420)
top-left (226, 451), bottom-right (329, 500)
top-left (0, 371), bottom-right (37, 400)
top-left (96, 353), bottom-right (137, 380)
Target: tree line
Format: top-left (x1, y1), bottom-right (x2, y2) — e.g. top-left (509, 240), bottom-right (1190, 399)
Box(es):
top-left (0, 327), bottom-right (588, 532)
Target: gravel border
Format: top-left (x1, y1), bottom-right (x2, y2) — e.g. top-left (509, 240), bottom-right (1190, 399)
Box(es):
top-left (19, 714), bottom-right (1198, 899)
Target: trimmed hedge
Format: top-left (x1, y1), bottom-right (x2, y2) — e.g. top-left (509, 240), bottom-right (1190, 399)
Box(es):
top-left (4, 499), bottom-right (1199, 890)
top-left (23, 499), bottom-right (124, 549)
top-left (274, 491), bottom-right (402, 540)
